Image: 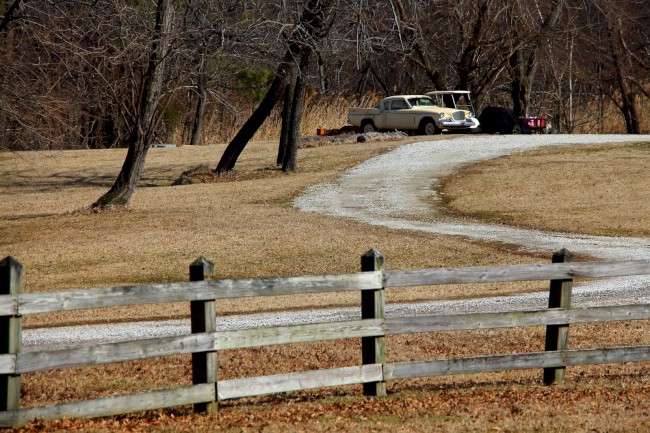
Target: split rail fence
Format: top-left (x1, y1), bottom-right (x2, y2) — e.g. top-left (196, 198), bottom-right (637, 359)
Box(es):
top-left (1, 249), bottom-right (650, 428)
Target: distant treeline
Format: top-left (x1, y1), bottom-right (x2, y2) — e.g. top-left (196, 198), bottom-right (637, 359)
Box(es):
top-left (1, 0), bottom-right (648, 151)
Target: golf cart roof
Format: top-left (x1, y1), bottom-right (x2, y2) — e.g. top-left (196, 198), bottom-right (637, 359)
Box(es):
top-left (426, 90), bottom-right (471, 95)
top-left (382, 95), bottom-right (431, 100)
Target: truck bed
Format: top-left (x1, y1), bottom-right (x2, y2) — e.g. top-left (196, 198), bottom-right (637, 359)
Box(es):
top-left (348, 107), bottom-right (380, 115)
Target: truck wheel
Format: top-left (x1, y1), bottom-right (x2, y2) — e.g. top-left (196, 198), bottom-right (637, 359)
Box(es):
top-left (420, 119), bottom-right (438, 135)
top-left (361, 121), bottom-right (376, 133)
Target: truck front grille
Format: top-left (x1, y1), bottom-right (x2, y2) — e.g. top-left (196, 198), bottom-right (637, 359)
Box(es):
top-left (452, 111), bottom-right (466, 120)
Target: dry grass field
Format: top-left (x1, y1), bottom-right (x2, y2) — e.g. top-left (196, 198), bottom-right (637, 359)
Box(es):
top-left (440, 141), bottom-right (650, 238)
top-left (1, 136), bottom-right (649, 432)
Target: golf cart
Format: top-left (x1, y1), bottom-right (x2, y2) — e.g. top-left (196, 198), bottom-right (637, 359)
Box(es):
top-left (426, 90), bottom-right (481, 133)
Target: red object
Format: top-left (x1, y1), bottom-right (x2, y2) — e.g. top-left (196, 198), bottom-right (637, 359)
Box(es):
top-left (523, 116), bottom-right (546, 129)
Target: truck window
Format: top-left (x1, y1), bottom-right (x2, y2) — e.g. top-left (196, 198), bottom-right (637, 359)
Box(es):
top-left (408, 97), bottom-right (435, 107)
top-left (390, 100), bottom-right (407, 110)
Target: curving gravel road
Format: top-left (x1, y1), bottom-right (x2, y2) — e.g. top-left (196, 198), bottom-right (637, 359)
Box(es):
top-left (295, 134), bottom-right (650, 261)
top-left (24, 134), bottom-right (650, 351)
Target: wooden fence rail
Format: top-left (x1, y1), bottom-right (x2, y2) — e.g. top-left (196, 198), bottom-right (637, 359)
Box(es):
top-left (1, 250), bottom-right (649, 428)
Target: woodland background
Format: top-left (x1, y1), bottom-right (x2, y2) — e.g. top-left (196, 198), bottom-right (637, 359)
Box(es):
top-left (1, 0), bottom-right (648, 155)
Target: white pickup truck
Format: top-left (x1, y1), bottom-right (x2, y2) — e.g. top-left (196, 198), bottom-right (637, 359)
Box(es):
top-left (348, 95), bottom-right (478, 135)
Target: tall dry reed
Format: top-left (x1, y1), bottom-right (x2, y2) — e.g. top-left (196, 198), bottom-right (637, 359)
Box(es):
top-left (170, 89), bottom-right (648, 146)
top-left (565, 88), bottom-right (649, 134)
top-left (181, 92), bottom-right (381, 146)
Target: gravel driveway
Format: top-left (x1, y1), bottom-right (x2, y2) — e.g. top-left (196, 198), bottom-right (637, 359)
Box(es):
top-left (24, 134), bottom-right (650, 350)
top-left (295, 134), bottom-right (650, 261)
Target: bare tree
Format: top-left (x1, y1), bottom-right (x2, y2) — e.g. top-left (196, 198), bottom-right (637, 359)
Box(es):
top-left (215, 0), bottom-right (338, 173)
top-left (182, 0), bottom-right (246, 147)
top-left (506, 0), bottom-right (565, 117)
top-left (277, 51), bottom-right (310, 171)
top-left (2, 0), bottom-right (178, 153)
top-left (391, 0), bottom-right (448, 91)
top-left (599, 0), bottom-right (648, 133)
top-left (0, 0), bottom-right (23, 150)
top-left (363, 0), bottom-right (514, 107)
top-left (3, 0), bottom-right (646, 168)
top-left (0, 0), bottom-right (21, 33)
top-left (555, 0), bottom-right (650, 133)
top-left (1, 1), bottom-right (73, 151)
top-left (93, 0), bottom-right (175, 208)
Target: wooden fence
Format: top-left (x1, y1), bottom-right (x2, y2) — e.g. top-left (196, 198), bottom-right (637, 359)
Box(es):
top-left (1, 249), bottom-right (649, 428)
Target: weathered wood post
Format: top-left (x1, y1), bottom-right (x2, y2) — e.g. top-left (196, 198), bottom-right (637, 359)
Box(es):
top-left (544, 248), bottom-right (574, 385)
top-left (190, 257), bottom-right (218, 413)
top-left (361, 249), bottom-right (387, 397)
top-left (1, 257), bottom-right (23, 416)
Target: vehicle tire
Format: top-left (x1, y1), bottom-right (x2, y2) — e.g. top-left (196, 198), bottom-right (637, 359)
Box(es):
top-left (361, 121), bottom-right (376, 133)
top-left (420, 119), bottom-right (438, 135)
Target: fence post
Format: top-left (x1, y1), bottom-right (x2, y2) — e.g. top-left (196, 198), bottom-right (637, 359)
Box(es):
top-left (361, 249), bottom-right (387, 397)
top-left (190, 257), bottom-right (218, 414)
top-left (544, 248), bottom-right (574, 385)
top-left (1, 257), bottom-right (23, 415)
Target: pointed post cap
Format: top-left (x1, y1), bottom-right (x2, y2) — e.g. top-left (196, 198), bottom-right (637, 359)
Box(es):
top-left (552, 248), bottom-right (573, 263)
top-left (190, 256), bottom-right (216, 281)
top-left (361, 249), bottom-right (384, 272)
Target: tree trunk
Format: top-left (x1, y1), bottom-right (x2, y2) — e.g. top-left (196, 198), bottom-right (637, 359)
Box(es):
top-left (510, 49), bottom-right (537, 118)
top-left (277, 65), bottom-right (298, 166)
top-left (0, 104), bottom-right (6, 150)
top-left (0, 0), bottom-right (21, 34)
top-left (190, 60), bottom-right (207, 146)
top-left (92, 132), bottom-right (149, 207)
top-left (93, 0), bottom-right (173, 208)
top-left (0, 0), bottom-right (21, 150)
top-left (393, 0), bottom-right (447, 91)
top-left (509, 0), bottom-right (564, 117)
top-left (215, 70), bottom-right (287, 173)
top-left (215, 0), bottom-right (335, 173)
top-left (356, 63), bottom-right (370, 95)
top-left (617, 86), bottom-right (639, 134)
top-left (608, 17), bottom-right (640, 134)
top-left (282, 52), bottom-right (310, 172)
top-left (456, 1), bottom-right (488, 93)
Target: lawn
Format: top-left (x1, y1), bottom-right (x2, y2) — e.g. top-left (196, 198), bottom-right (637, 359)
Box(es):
top-left (2, 136), bottom-right (648, 432)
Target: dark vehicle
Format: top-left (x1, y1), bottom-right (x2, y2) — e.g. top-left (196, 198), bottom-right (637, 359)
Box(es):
top-left (478, 106), bottom-right (532, 134)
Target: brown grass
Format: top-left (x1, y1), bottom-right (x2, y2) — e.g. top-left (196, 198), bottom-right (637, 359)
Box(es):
top-left (167, 92), bottom-right (381, 145)
top-left (440, 141), bottom-right (650, 237)
top-left (571, 90), bottom-right (650, 134)
top-left (1, 137), bottom-right (549, 328)
top-left (16, 324), bottom-right (650, 433)
top-left (2, 137), bottom-right (649, 432)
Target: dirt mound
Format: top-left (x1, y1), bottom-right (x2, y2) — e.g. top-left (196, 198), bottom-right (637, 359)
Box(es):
top-left (299, 131), bottom-right (408, 148)
top-left (174, 132), bottom-right (409, 184)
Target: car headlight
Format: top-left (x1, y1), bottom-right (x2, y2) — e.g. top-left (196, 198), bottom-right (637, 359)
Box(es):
top-left (438, 113), bottom-right (444, 120)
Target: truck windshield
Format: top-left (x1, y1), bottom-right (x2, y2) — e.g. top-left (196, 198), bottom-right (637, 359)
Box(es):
top-left (408, 97), bottom-right (435, 107)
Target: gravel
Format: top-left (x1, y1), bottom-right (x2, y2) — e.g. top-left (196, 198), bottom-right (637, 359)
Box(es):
top-left (24, 134), bottom-right (650, 351)
top-left (294, 134), bottom-right (650, 251)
